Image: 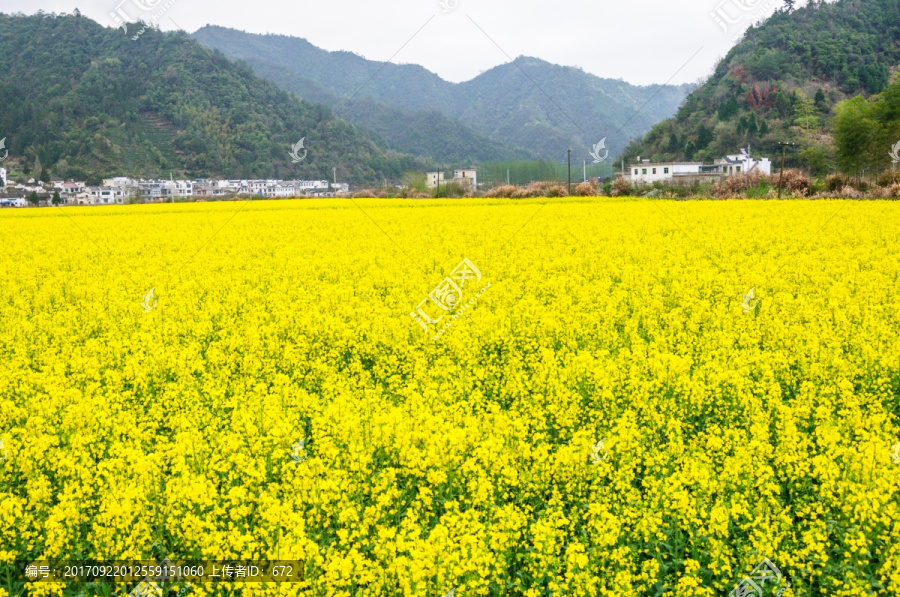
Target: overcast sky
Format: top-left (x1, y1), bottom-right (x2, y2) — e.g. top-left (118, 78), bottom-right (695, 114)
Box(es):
top-left (5, 0), bottom-right (791, 86)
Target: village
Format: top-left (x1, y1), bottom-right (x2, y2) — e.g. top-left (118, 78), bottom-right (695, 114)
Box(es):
top-left (0, 167), bottom-right (350, 207)
top-left (0, 150), bottom-right (773, 207)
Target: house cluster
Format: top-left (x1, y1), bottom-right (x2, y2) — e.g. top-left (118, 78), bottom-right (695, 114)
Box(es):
top-left (627, 148), bottom-right (772, 184)
top-left (0, 171), bottom-right (350, 207)
top-left (426, 169), bottom-right (478, 190)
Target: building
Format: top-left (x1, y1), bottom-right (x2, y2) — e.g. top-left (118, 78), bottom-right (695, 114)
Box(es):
top-left (0, 167), bottom-right (6, 188)
top-left (453, 169), bottom-right (477, 190)
top-left (88, 187), bottom-right (127, 204)
top-left (713, 148), bottom-right (771, 176)
top-left (426, 172), bottom-right (445, 189)
top-left (628, 160), bottom-right (704, 184)
top-left (426, 169), bottom-right (477, 189)
top-left (628, 149), bottom-right (771, 184)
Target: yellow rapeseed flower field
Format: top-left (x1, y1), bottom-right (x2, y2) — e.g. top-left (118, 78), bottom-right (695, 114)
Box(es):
top-left (0, 197), bottom-right (899, 597)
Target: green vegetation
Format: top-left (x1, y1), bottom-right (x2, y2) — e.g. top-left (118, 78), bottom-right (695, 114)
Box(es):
top-left (625, 0), bottom-right (900, 175)
top-left (0, 12), bottom-right (428, 184)
top-left (192, 26), bottom-right (690, 164)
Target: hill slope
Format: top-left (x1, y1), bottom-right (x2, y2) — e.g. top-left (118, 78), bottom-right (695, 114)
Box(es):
top-left (192, 26), bottom-right (691, 163)
top-left (624, 0), bottom-right (900, 170)
top-left (0, 13), bottom-right (427, 185)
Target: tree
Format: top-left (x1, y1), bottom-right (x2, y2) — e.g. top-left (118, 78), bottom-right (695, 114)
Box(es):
top-left (52, 190), bottom-right (62, 205)
top-left (793, 94), bottom-right (820, 140)
top-left (718, 97), bottom-right (739, 120)
top-left (696, 125), bottom-right (714, 149)
top-left (814, 88), bottom-right (827, 111)
top-left (31, 153), bottom-right (42, 182)
top-left (27, 191), bottom-right (40, 206)
top-left (667, 133), bottom-right (680, 153)
top-left (832, 96), bottom-right (879, 180)
top-left (784, 0), bottom-right (796, 12)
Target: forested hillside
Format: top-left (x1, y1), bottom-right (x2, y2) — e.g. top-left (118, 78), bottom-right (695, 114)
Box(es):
top-left (193, 26), bottom-right (691, 163)
top-left (0, 12), bottom-right (426, 184)
top-left (625, 0), bottom-right (900, 172)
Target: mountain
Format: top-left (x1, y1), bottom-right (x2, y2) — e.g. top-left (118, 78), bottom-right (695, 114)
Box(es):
top-left (192, 26), bottom-right (692, 163)
top-left (0, 12), bottom-right (427, 185)
top-left (623, 0), bottom-right (900, 172)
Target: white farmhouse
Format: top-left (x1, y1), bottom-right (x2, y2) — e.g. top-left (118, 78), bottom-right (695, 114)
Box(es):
top-left (628, 160), bottom-right (703, 184)
top-left (713, 148), bottom-right (771, 175)
top-left (628, 149), bottom-right (772, 184)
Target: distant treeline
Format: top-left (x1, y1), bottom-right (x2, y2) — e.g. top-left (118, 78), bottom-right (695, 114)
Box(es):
top-left (477, 160), bottom-right (615, 187)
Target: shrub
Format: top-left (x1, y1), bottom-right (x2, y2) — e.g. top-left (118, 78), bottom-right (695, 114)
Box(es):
top-left (610, 177), bottom-right (632, 197)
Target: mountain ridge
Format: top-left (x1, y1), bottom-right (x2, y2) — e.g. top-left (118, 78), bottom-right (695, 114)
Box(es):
top-left (192, 25), bottom-right (692, 163)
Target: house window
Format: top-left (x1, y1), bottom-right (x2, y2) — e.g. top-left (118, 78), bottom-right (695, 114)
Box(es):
top-left (642, 169), bottom-right (647, 175)
top-left (736, 166), bottom-right (741, 172)
top-left (652, 168), bottom-right (657, 175)
top-left (634, 169), bottom-right (638, 175)
top-left (664, 167), bottom-right (669, 174)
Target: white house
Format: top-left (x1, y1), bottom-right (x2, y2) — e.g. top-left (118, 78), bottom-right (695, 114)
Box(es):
top-left (628, 149), bottom-right (772, 184)
top-left (453, 169), bottom-right (477, 190)
top-left (89, 187), bottom-right (127, 204)
top-left (628, 160), bottom-right (703, 183)
top-left (102, 177), bottom-right (138, 189)
top-left (426, 169), bottom-right (477, 189)
top-left (0, 167), bottom-right (6, 188)
top-left (713, 148), bottom-right (771, 175)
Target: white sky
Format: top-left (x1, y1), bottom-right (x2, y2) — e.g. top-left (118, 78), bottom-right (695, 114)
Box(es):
top-left (5, 0), bottom-right (790, 85)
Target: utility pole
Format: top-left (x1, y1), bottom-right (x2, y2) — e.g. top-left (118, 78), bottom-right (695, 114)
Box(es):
top-left (777, 142), bottom-right (795, 199)
top-left (567, 149), bottom-right (572, 196)
top-left (507, 168), bottom-right (510, 185)
top-left (583, 160), bottom-right (586, 183)
top-left (437, 164), bottom-right (441, 196)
